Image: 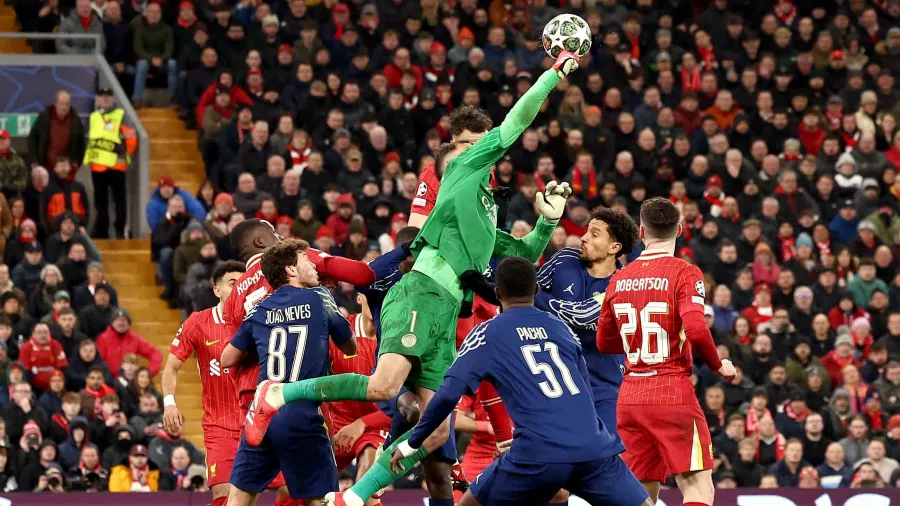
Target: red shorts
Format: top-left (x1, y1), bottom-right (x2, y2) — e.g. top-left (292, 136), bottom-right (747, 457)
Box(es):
top-left (334, 426), bottom-right (387, 472)
top-left (205, 434), bottom-right (240, 487)
top-left (617, 402), bottom-right (714, 482)
top-left (461, 440), bottom-right (495, 479)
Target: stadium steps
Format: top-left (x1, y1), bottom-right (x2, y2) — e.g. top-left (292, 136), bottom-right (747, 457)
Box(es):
top-left (87, 111), bottom-right (208, 447)
top-left (138, 108), bottom-right (205, 195)
top-left (0, 6), bottom-right (30, 54)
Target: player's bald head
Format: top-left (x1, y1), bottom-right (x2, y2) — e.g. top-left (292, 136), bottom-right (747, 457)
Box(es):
top-left (639, 198), bottom-right (681, 242)
top-left (230, 219), bottom-right (280, 261)
top-left (495, 257), bottom-right (537, 304)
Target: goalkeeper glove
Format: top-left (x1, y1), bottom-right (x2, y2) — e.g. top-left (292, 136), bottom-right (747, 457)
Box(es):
top-left (552, 51), bottom-right (580, 79)
top-left (535, 181), bottom-right (572, 223)
top-left (459, 270), bottom-right (501, 306)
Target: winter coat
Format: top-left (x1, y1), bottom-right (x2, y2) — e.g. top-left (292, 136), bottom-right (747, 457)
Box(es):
top-left (95, 326), bottom-right (161, 377)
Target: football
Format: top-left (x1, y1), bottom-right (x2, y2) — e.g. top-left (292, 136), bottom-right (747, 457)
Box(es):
top-left (542, 13), bottom-right (592, 59)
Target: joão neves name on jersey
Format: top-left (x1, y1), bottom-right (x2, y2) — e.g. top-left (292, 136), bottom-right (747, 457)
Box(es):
top-left (615, 277), bottom-right (670, 292)
top-left (265, 304), bottom-right (312, 325)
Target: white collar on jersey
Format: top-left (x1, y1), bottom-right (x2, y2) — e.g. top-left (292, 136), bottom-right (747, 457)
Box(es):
top-left (246, 253), bottom-right (264, 269)
top-left (638, 248), bottom-right (674, 259)
top-left (212, 304), bottom-right (225, 324)
top-left (354, 314), bottom-right (369, 338)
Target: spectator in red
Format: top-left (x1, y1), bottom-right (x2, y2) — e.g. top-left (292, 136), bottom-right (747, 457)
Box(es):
top-left (829, 294), bottom-right (870, 330)
top-left (95, 309), bottom-right (161, 378)
top-left (799, 109), bottom-right (828, 155)
top-left (19, 322), bottom-right (67, 392)
top-left (254, 197), bottom-right (279, 223)
top-left (325, 193), bottom-right (358, 244)
top-left (194, 71), bottom-right (252, 130)
top-left (841, 364), bottom-right (870, 414)
top-left (82, 365), bottom-right (116, 415)
top-left (567, 151), bottom-right (598, 202)
top-left (742, 284), bottom-right (775, 333)
top-left (823, 333), bottom-right (863, 388)
top-left (560, 200), bottom-right (591, 237)
top-left (382, 47), bottom-right (422, 90)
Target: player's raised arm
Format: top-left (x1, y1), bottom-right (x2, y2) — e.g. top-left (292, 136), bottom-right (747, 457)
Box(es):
top-left (492, 181), bottom-right (572, 261)
top-left (497, 53), bottom-right (579, 149)
top-left (676, 264), bottom-right (734, 378)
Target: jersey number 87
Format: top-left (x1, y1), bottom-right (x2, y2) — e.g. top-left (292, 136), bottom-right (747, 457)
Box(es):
top-left (268, 325), bottom-right (308, 382)
top-left (613, 301), bottom-right (671, 365)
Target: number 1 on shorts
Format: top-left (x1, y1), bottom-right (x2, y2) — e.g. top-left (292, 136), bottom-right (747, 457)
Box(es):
top-left (409, 310), bottom-right (418, 332)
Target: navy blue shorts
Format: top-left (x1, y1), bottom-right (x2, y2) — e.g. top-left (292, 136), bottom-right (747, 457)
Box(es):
top-left (469, 454), bottom-right (648, 506)
top-left (378, 387), bottom-right (458, 463)
top-left (230, 420), bottom-right (338, 499)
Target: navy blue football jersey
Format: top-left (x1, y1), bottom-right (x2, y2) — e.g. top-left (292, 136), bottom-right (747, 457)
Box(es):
top-left (427, 306), bottom-right (624, 463)
top-left (535, 248), bottom-right (625, 402)
top-left (231, 285), bottom-right (352, 432)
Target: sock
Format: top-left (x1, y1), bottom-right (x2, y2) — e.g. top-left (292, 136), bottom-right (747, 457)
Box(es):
top-left (282, 373), bottom-right (369, 403)
top-left (211, 497), bottom-right (227, 506)
top-left (347, 428), bottom-right (431, 505)
top-left (429, 499), bottom-right (454, 506)
top-left (683, 502), bottom-right (710, 506)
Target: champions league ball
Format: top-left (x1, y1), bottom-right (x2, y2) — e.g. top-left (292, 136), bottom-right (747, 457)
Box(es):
top-left (542, 13), bottom-right (592, 59)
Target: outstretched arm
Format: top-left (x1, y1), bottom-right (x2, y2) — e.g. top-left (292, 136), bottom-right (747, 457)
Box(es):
top-left (492, 216), bottom-right (556, 262)
top-left (498, 69), bottom-right (562, 149)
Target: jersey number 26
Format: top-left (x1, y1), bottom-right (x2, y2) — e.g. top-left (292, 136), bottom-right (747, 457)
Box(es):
top-left (613, 301), bottom-right (671, 365)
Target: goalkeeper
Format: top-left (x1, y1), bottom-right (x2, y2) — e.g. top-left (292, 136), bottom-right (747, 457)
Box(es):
top-left (242, 51), bottom-right (582, 506)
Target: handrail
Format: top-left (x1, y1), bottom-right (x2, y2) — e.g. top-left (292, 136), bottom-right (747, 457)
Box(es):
top-left (0, 32), bottom-right (103, 55)
top-left (0, 39), bottom-right (150, 237)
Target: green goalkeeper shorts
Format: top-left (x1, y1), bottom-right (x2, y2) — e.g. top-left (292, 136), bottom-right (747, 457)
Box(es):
top-left (379, 271), bottom-right (460, 391)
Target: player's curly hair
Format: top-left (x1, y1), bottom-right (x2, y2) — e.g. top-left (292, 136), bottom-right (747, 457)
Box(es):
top-left (639, 197), bottom-right (680, 240)
top-left (261, 239), bottom-right (310, 290)
top-left (212, 260), bottom-right (246, 285)
top-left (591, 207), bottom-right (640, 255)
top-left (449, 106), bottom-right (493, 137)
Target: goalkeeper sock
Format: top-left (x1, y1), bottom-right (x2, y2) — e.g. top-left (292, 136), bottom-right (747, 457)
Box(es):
top-left (281, 374), bottom-right (369, 404)
top-left (346, 429), bottom-right (430, 506)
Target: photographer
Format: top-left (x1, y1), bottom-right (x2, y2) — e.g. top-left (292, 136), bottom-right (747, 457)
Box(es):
top-left (20, 440), bottom-right (57, 490)
top-left (34, 463), bottom-right (66, 493)
top-left (67, 443), bottom-right (108, 492)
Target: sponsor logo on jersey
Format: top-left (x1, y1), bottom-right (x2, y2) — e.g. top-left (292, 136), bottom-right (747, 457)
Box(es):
top-left (205, 339), bottom-right (220, 346)
top-left (210, 359), bottom-right (221, 376)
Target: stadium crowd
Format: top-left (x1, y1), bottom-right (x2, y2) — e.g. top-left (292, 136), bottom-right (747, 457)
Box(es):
top-left (3, 0), bottom-right (900, 494)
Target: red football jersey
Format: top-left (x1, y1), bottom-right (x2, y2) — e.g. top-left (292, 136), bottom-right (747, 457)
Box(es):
top-left (169, 304), bottom-right (242, 437)
top-left (411, 163), bottom-right (440, 217)
top-left (327, 314), bottom-right (380, 432)
top-left (19, 338), bottom-right (68, 391)
top-left (597, 248), bottom-right (709, 406)
top-left (223, 253), bottom-right (272, 398)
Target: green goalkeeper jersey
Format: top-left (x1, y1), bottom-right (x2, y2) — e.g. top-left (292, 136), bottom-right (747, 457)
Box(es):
top-left (409, 68), bottom-right (562, 299)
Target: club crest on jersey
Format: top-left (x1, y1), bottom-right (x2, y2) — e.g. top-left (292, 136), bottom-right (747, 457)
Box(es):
top-left (695, 280), bottom-right (706, 298)
top-left (401, 334), bottom-right (417, 347)
top-left (417, 182), bottom-right (428, 197)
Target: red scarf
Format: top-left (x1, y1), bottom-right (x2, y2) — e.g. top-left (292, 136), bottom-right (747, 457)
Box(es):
top-left (79, 15), bottom-right (92, 30)
top-left (290, 147), bottom-right (311, 174)
top-left (177, 14), bottom-right (196, 29)
top-left (704, 191), bottom-right (723, 215)
top-left (212, 103), bottom-right (233, 119)
top-left (696, 45), bottom-right (717, 71)
top-left (866, 408), bottom-right (885, 431)
top-left (816, 240), bottom-right (832, 259)
top-left (79, 461), bottom-right (103, 473)
top-left (841, 130), bottom-right (859, 149)
top-left (745, 407), bottom-right (773, 435)
top-left (852, 332), bottom-right (873, 359)
top-left (131, 464), bottom-right (150, 486)
top-left (627, 34), bottom-right (641, 60)
top-left (780, 236), bottom-right (796, 262)
top-left (255, 210), bottom-right (279, 222)
top-left (533, 172), bottom-right (552, 192)
top-left (669, 195), bottom-right (691, 205)
top-left (681, 67), bottom-right (702, 92)
top-left (777, 5), bottom-right (797, 25)
top-left (785, 404), bottom-right (809, 422)
top-left (757, 432), bottom-right (786, 461)
top-left (51, 413), bottom-right (70, 433)
top-left (570, 168), bottom-right (598, 199)
top-left (84, 383), bottom-right (116, 414)
top-left (826, 111), bottom-right (843, 131)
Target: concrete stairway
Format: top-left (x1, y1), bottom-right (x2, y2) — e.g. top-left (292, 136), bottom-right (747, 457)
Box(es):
top-left (90, 109), bottom-right (208, 448)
